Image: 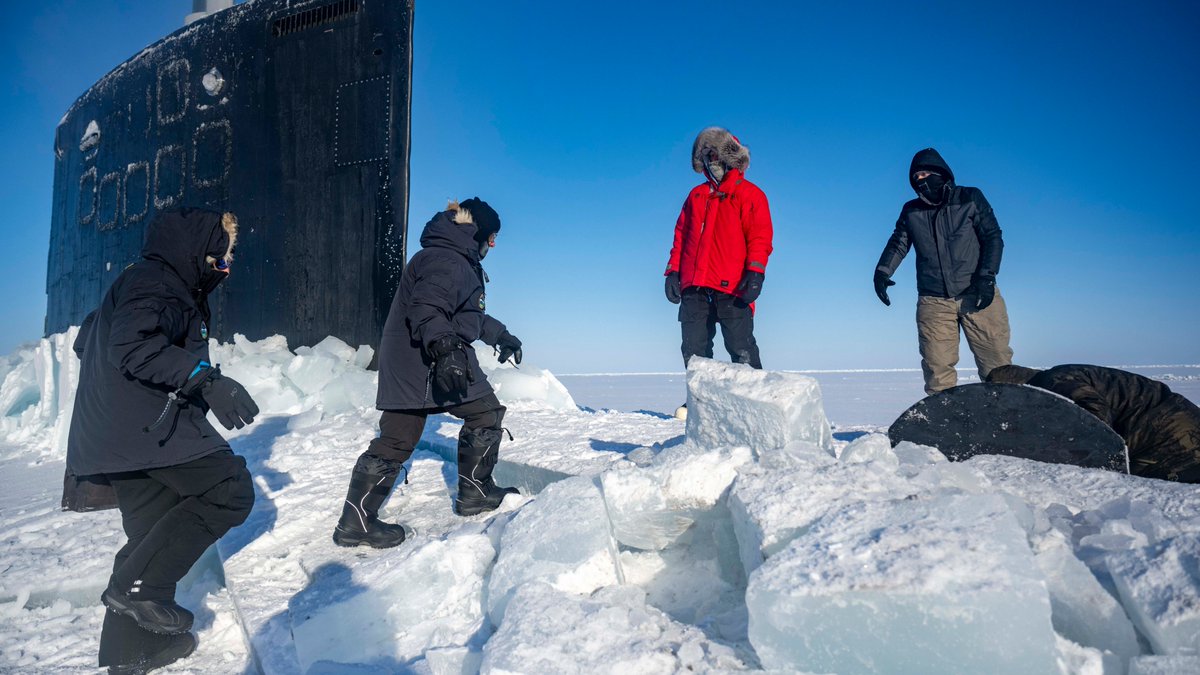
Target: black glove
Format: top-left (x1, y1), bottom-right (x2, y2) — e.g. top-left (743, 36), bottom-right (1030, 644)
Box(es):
top-left (428, 335), bottom-right (472, 398)
top-left (496, 330), bottom-right (523, 365)
top-left (966, 274), bottom-right (996, 312)
top-left (664, 272), bottom-right (682, 304)
top-left (736, 270), bottom-right (765, 304)
top-left (182, 367), bottom-right (259, 430)
top-left (873, 270), bottom-right (895, 306)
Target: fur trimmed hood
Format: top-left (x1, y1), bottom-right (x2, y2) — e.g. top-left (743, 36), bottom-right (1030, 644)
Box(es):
top-left (692, 127), bottom-right (750, 174)
top-left (447, 200), bottom-right (474, 225)
top-left (206, 212), bottom-right (238, 266)
top-left (141, 208), bottom-right (234, 289)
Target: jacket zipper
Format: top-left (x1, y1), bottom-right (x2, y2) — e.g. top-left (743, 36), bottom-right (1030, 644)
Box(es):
top-left (930, 201), bottom-right (950, 297)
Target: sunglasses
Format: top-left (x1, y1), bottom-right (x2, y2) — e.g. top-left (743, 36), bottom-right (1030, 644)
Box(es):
top-left (211, 258), bottom-right (230, 272)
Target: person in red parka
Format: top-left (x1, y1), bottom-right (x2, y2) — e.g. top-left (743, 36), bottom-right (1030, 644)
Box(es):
top-left (665, 127), bottom-right (774, 378)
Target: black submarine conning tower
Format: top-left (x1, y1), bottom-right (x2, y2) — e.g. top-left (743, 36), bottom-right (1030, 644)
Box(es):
top-left (46, 0), bottom-right (414, 352)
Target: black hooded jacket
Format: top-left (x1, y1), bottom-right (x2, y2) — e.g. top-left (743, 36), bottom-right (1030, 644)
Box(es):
top-left (989, 364), bottom-right (1200, 482)
top-left (67, 209), bottom-right (233, 475)
top-left (375, 208), bottom-right (507, 410)
top-left (876, 149), bottom-right (1004, 298)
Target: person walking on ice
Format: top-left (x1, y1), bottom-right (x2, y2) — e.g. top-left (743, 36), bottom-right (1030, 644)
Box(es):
top-left (333, 198), bottom-right (524, 549)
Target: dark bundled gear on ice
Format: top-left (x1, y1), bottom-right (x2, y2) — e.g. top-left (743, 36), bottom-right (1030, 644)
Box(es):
top-left (334, 199), bottom-right (523, 549)
top-left (888, 383), bottom-right (1129, 473)
top-left (63, 208), bottom-right (259, 671)
top-left (665, 127), bottom-right (773, 373)
top-left (874, 148), bottom-right (1014, 394)
top-left (988, 364), bottom-right (1200, 482)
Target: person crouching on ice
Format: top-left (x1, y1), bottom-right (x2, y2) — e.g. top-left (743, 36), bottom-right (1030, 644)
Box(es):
top-left (987, 364), bottom-right (1200, 483)
top-left (333, 198), bottom-right (524, 549)
top-left (66, 208), bottom-right (259, 670)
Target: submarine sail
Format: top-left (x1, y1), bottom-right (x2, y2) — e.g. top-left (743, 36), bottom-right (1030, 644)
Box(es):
top-left (46, 0), bottom-right (414, 351)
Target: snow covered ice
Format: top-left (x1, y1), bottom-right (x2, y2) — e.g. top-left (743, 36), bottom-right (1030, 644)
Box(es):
top-left (1107, 535), bottom-right (1200, 656)
top-left (486, 476), bottom-right (622, 626)
top-left (3, 333), bottom-right (1200, 673)
top-left (745, 493), bottom-right (1059, 674)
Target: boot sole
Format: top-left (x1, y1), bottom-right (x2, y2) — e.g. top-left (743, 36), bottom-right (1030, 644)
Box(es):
top-left (101, 590), bottom-right (193, 635)
top-left (454, 502), bottom-right (502, 517)
top-left (332, 527), bottom-right (409, 549)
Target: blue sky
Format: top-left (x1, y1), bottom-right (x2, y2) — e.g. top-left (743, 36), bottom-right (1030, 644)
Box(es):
top-left (2, 1), bottom-right (1197, 374)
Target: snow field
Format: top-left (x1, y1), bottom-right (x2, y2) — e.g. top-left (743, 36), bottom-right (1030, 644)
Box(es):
top-left (2, 337), bottom-right (1200, 673)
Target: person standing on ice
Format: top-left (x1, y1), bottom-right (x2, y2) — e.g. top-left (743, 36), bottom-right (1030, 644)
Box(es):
top-left (65, 208), bottom-right (259, 671)
top-left (873, 148), bottom-right (1014, 394)
top-left (333, 198), bottom-right (524, 549)
top-left (664, 127), bottom-right (774, 417)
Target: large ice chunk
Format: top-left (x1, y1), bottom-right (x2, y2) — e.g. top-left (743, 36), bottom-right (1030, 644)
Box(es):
top-left (1034, 532), bottom-right (1140, 662)
top-left (601, 443), bottom-right (752, 550)
top-left (475, 344), bottom-right (576, 411)
top-left (290, 533), bottom-right (497, 672)
top-left (684, 358), bottom-right (832, 452)
top-left (486, 476), bottom-right (622, 625)
top-left (839, 432), bottom-right (899, 469)
top-left (0, 328), bottom-right (81, 460)
top-left (1107, 534), bottom-right (1200, 655)
top-left (746, 493), bottom-right (1059, 674)
top-left (480, 583), bottom-right (746, 674)
top-left (729, 447), bottom-right (915, 574)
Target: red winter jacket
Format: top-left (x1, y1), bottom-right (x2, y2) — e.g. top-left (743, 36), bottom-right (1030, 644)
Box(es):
top-left (666, 168), bottom-right (773, 296)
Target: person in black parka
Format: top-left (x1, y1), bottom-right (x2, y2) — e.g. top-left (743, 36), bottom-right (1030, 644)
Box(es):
top-left (333, 198), bottom-right (524, 548)
top-left (988, 364), bottom-right (1200, 482)
top-left (66, 208), bottom-right (259, 667)
top-left (875, 148), bottom-right (1015, 394)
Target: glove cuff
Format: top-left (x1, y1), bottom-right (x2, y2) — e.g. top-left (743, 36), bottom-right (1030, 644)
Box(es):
top-left (428, 335), bottom-right (462, 358)
top-left (180, 364), bottom-right (220, 397)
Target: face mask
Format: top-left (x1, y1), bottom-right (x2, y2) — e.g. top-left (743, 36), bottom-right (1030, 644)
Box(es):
top-left (703, 152), bottom-right (726, 185)
top-left (198, 256), bottom-right (230, 295)
top-left (478, 240), bottom-right (489, 260)
top-left (915, 173), bottom-right (947, 205)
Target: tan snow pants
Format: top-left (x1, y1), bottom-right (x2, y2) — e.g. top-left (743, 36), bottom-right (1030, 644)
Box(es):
top-left (916, 289), bottom-right (1014, 394)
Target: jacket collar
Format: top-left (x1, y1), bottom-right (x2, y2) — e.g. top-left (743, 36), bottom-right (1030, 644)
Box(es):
top-left (709, 168), bottom-right (745, 198)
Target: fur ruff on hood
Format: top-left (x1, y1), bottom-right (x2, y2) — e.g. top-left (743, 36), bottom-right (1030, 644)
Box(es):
top-left (447, 200), bottom-right (474, 225)
top-left (692, 127), bottom-right (750, 174)
top-left (206, 212), bottom-right (239, 266)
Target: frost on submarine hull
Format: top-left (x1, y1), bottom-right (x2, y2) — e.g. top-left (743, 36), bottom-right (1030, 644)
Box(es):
top-left (45, 0), bottom-right (414, 352)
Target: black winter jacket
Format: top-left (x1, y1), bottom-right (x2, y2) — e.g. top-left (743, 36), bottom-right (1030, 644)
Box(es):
top-left (1026, 365), bottom-right (1200, 482)
top-left (375, 209), bottom-right (507, 410)
top-left (876, 149), bottom-right (1004, 298)
top-left (66, 209), bottom-right (233, 475)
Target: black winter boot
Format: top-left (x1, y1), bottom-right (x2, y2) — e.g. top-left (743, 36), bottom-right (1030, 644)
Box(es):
top-left (333, 469), bottom-right (408, 548)
top-left (105, 629), bottom-right (197, 674)
top-left (101, 585), bottom-right (193, 635)
top-left (455, 427), bottom-right (519, 516)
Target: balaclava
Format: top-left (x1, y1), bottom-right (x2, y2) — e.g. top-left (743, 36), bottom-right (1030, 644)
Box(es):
top-left (914, 172), bottom-right (948, 206)
top-left (908, 148), bottom-right (955, 207)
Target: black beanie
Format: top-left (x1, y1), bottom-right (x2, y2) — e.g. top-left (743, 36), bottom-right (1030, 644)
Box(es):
top-left (460, 197), bottom-right (501, 242)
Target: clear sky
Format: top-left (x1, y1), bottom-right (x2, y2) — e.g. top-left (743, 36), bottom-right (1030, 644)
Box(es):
top-left (2, 1), bottom-right (1197, 374)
